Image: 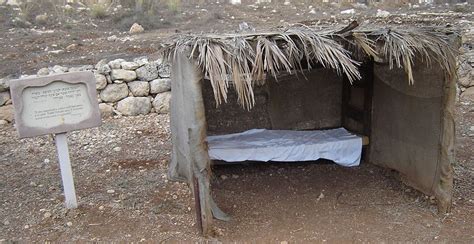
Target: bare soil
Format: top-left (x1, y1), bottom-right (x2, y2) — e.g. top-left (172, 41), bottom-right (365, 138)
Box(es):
top-left (0, 1), bottom-right (473, 242)
top-left (0, 105), bottom-right (472, 242)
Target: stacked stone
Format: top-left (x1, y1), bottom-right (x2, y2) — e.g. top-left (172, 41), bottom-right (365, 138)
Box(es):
top-left (0, 77), bottom-right (12, 125)
top-left (93, 57), bottom-right (171, 118)
top-left (0, 57), bottom-right (172, 125)
top-left (458, 27), bottom-right (474, 102)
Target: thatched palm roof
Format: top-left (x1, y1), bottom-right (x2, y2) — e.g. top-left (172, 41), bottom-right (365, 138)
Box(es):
top-left (164, 22), bottom-right (458, 109)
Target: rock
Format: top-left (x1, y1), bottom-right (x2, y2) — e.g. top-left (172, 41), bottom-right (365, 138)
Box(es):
top-left (128, 81), bottom-right (149, 96)
top-left (95, 59), bottom-right (107, 68)
top-left (461, 87), bottom-right (474, 101)
top-left (69, 65), bottom-right (93, 72)
top-left (113, 79), bottom-right (124, 84)
top-left (136, 63), bottom-right (159, 81)
top-left (470, 126), bottom-right (474, 132)
top-left (340, 9), bottom-right (355, 15)
top-left (13, 17), bottom-right (32, 28)
top-left (121, 61), bottom-right (139, 70)
top-left (152, 92), bottom-right (171, 114)
top-left (37, 68), bottom-right (50, 76)
top-left (0, 73), bottom-right (10, 86)
top-left (133, 56), bottom-right (149, 66)
top-left (94, 73), bottom-right (107, 90)
top-left (108, 59), bottom-right (125, 69)
top-left (117, 97), bottom-right (151, 116)
top-left (98, 206), bottom-right (104, 210)
top-left (230, 0), bottom-right (241, 5)
top-left (353, 3), bottom-right (368, 9)
top-left (100, 83), bottom-right (129, 103)
top-left (112, 147), bottom-right (121, 152)
top-left (150, 79), bottom-right (171, 94)
top-left (107, 35), bottom-right (117, 42)
top-left (52, 65), bottom-right (68, 74)
top-left (458, 62), bottom-right (473, 87)
top-left (129, 23), bottom-right (144, 34)
top-left (0, 92), bottom-right (11, 106)
top-left (43, 212), bottom-right (52, 218)
top-left (48, 50), bottom-right (64, 55)
top-left (110, 69), bottom-right (137, 82)
top-left (105, 74), bottom-right (112, 84)
top-left (66, 43), bottom-right (78, 51)
top-left (19, 74), bottom-right (37, 79)
top-left (35, 14), bottom-right (48, 24)
top-left (0, 120), bottom-right (8, 126)
top-left (0, 76), bottom-right (10, 92)
top-left (0, 105), bottom-right (14, 122)
top-left (107, 189), bottom-right (115, 194)
top-left (98, 65), bottom-right (112, 75)
top-left (316, 192), bottom-right (325, 201)
top-left (158, 64), bottom-right (170, 78)
top-left (459, 75), bottom-right (474, 88)
top-left (99, 103), bottom-right (114, 118)
top-left (376, 9), bottom-right (390, 18)
top-left (96, 59), bottom-right (111, 74)
top-left (66, 222), bottom-right (73, 227)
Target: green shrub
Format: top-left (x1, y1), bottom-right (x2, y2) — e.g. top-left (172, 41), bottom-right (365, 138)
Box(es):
top-left (112, 10), bottom-right (171, 31)
top-left (90, 4), bottom-right (108, 19)
top-left (452, 5), bottom-right (469, 13)
top-left (166, 0), bottom-right (181, 13)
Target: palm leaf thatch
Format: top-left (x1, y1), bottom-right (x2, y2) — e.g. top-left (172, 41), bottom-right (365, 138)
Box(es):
top-left (163, 23), bottom-right (458, 109)
top-left (373, 28), bottom-right (457, 85)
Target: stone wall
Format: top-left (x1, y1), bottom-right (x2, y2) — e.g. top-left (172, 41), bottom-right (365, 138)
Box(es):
top-left (0, 57), bottom-right (171, 125)
top-left (458, 26), bottom-right (474, 102)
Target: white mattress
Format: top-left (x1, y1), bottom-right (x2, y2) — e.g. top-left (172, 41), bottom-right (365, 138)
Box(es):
top-left (207, 128), bottom-right (362, 167)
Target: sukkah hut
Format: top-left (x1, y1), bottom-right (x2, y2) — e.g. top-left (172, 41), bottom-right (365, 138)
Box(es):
top-left (163, 22), bottom-right (459, 234)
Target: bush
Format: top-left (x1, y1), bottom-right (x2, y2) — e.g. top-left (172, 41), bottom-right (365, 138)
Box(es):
top-left (17, 0), bottom-right (48, 22)
top-left (452, 5), bottom-right (470, 13)
top-left (166, 0), bottom-right (181, 13)
top-left (112, 10), bottom-right (171, 31)
top-left (90, 4), bottom-right (108, 19)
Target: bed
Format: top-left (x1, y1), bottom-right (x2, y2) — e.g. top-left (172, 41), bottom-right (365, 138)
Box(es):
top-left (207, 127), bottom-right (367, 167)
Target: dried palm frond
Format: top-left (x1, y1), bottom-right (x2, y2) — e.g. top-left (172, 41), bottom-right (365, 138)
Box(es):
top-left (285, 26), bottom-right (361, 83)
top-left (350, 32), bottom-right (379, 60)
top-left (162, 24), bottom-right (458, 109)
top-left (253, 36), bottom-right (293, 83)
top-left (198, 39), bottom-right (232, 105)
top-left (231, 37), bottom-right (255, 110)
top-left (370, 27), bottom-right (457, 84)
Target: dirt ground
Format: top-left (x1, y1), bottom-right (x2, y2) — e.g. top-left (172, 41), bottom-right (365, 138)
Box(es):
top-left (0, 1), bottom-right (473, 242)
top-left (0, 105), bottom-right (472, 242)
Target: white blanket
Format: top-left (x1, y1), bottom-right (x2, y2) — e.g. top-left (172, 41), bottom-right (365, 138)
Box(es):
top-left (207, 128), bottom-right (362, 167)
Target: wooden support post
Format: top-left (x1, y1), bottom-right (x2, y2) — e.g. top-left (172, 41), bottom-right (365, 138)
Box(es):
top-left (55, 133), bottom-right (78, 209)
top-left (193, 176), bottom-right (203, 234)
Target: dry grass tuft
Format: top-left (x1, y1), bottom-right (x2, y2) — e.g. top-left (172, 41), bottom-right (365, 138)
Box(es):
top-left (90, 4), bottom-right (108, 19)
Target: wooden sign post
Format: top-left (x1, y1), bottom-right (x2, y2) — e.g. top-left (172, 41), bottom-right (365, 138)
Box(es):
top-left (55, 133), bottom-right (78, 208)
top-left (10, 72), bottom-right (101, 209)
